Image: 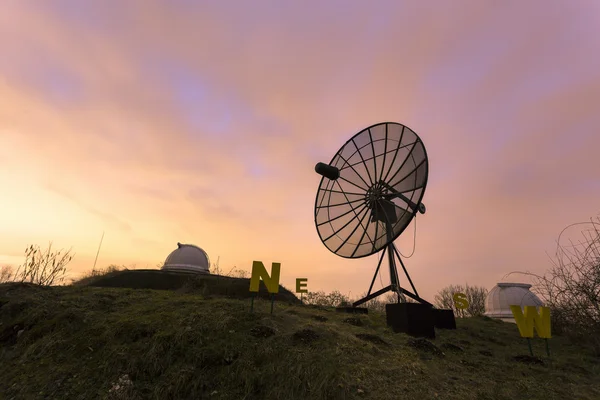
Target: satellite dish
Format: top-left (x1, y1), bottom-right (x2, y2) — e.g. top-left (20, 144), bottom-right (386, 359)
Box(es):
top-left (314, 122), bottom-right (432, 307)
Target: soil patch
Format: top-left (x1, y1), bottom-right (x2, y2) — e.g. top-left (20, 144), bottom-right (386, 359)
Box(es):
top-left (343, 317), bottom-right (364, 327)
top-left (407, 338), bottom-right (445, 357)
top-left (250, 326), bottom-right (276, 338)
top-left (459, 359), bottom-right (478, 368)
top-left (0, 322), bottom-right (25, 346)
top-left (441, 343), bottom-right (464, 352)
top-left (292, 329), bottom-right (320, 344)
top-left (513, 355), bottom-right (544, 365)
top-left (355, 333), bottom-right (389, 346)
top-left (306, 305), bottom-right (332, 312)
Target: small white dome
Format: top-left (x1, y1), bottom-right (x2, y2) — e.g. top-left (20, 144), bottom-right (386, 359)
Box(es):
top-left (161, 243), bottom-right (210, 274)
top-left (484, 282), bottom-right (544, 322)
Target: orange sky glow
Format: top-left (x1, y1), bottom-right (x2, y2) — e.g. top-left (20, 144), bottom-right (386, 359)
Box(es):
top-left (1, 1), bottom-right (599, 302)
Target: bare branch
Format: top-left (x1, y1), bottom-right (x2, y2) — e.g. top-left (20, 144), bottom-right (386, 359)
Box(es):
top-left (13, 243), bottom-right (74, 286)
top-left (433, 283), bottom-right (487, 318)
top-left (0, 265), bottom-right (14, 283)
top-left (510, 217), bottom-right (600, 342)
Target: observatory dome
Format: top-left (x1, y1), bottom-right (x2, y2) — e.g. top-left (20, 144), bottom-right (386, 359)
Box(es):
top-left (161, 243), bottom-right (210, 274)
top-left (484, 283), bottom-right (544, 323)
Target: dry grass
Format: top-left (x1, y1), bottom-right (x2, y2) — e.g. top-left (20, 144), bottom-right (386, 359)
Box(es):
top-left (1, 282), bottom-right (599, 399)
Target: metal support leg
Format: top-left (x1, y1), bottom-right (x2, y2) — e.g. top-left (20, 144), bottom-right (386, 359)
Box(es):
top-left (367, 247), bottom-right (387, 296)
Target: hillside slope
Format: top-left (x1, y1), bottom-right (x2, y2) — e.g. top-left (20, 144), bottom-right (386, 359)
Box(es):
top-left (1, 283), bottom-right (598, 400)
top-left (80, 269), bottom-right (301, 304)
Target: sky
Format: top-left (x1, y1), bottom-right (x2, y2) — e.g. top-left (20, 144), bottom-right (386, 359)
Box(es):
top-left (1, 0), bottom-right (599, 302)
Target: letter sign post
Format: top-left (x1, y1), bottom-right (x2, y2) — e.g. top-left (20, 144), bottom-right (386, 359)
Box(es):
top-left (510, 305), bottom-right (552, 357)
top-left (453, 292), bottom-right (469, 317)
top-left (249, 261), bottom-right (281, 314)
top-left (296, 278), bottom-right (308, 301)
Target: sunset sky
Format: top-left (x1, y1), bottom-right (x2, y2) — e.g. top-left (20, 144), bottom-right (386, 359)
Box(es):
top-left (1, 1), bottom-right (599, 302)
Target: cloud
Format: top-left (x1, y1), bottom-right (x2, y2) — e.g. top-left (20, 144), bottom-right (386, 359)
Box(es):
top-left (43, 183), bottom-right (132, 233)
top-left (0, 1), bottom-right (599, 299)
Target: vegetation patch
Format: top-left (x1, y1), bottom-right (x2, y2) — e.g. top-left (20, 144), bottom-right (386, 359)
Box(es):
top-left (441, 343), bottom-right (464, 352)
top-left (513, 355), bottom-right (544, 365)
top-left (1, 213), bottom-right (600, 400)
top-left (292, 328), bottom-right (320, 344)
top-left (0, 284), bottom-right (599, 399)
top-left (342, 317), bottom-right (364, 327)
top-left (407, 338), bottom-right (445, 357)
top-left (355, 333), bottom-right (389, 346)
top-left (250, 325), bottom-right (276, 338)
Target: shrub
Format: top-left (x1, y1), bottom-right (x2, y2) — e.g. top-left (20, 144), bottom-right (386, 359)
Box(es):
top-left (302, 290), bottom-right (417, 311)
top-left (509, 216), bottom-right (600, 353)
top-left (303, 290), bottom-right (350, 307)
top-left (13, 243), bottom-right (73, 286)
top-left (71, 264), bottom-right (127, 286)
top-left (0, 265), bottom-right (14, 283)
top-left (434, 284), bottom-right (488, 317)
top-left (210, 256), bottom-right (249, 278)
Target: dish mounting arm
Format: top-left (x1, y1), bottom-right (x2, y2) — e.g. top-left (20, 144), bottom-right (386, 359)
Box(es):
top-left (379, 180), bottom-right (426, 214)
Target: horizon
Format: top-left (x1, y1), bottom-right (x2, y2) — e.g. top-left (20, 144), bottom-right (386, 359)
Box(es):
top-left (1, 1), bottom-right (599, 301)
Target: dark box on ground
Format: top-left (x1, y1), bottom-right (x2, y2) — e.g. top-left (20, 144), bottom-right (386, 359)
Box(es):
top-left (336, 307), bottom-right (368, 314)
top-left (432, 308), bottom-right (456, 329)
top-left (385, 303), bottom-right (435, 338)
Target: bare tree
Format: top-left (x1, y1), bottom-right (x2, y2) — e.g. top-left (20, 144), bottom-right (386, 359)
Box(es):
top-left (506, 216), bottom-right (600, 344)
top-left (304, 290), bottom-right (417, 312)
top-left (209, 256), bottom-right (222, 275)
top-left (206, 257), bottom-right (250, 278)
top-left (435, 284), bottom-right (466, 318)
top-left (357, 292), bottom-right (403, 312)
top-left (303, 290), bottom-right (351, 307)
top-left (14, 243), bottom-right (74, 286)
top-left (464, 284), bottom-right (488, 317)
top-left (434, 283), bottom-right (488, 317)
top-left (226, 266), bottom-right (249, 278)
top-left (0, 265), bottom-right (14, 283)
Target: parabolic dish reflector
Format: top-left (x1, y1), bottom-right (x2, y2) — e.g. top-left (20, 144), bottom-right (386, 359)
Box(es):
top-left (314, 122), bottom-right (429, 258)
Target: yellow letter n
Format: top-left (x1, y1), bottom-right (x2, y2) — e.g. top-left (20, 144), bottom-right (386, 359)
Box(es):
top-left (249, 261), bottom-right (281, 294)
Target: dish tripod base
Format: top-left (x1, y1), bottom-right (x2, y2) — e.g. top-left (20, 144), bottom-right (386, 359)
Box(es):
top-left (352, 242), bottom-right (432, 308)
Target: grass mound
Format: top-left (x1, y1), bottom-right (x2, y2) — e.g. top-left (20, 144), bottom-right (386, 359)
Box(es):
top-left (1, 283), bottom-right (599, 399)
top-left (83, 269), bottom-right (301, 304)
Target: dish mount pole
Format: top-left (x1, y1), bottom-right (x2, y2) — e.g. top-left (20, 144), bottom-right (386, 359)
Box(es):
top-left (387, 223), bottom-right (401, 302)
top-left (352, 218), bottom-right (432, 308)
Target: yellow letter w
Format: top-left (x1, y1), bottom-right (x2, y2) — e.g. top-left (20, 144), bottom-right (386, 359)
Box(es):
top-left (510, 305), bottom-right (552, 339)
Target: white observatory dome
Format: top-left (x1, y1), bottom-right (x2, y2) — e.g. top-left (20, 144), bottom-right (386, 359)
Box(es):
top-left (161, 242), bottom-right (210, 274)
top-left (484, 282), bottom-right (544, 323)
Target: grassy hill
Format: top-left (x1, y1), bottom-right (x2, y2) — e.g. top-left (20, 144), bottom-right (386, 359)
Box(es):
top-left (1, 282), bottom-right (599, 400)
top-left (78, 269), bottom-right (302, 304)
